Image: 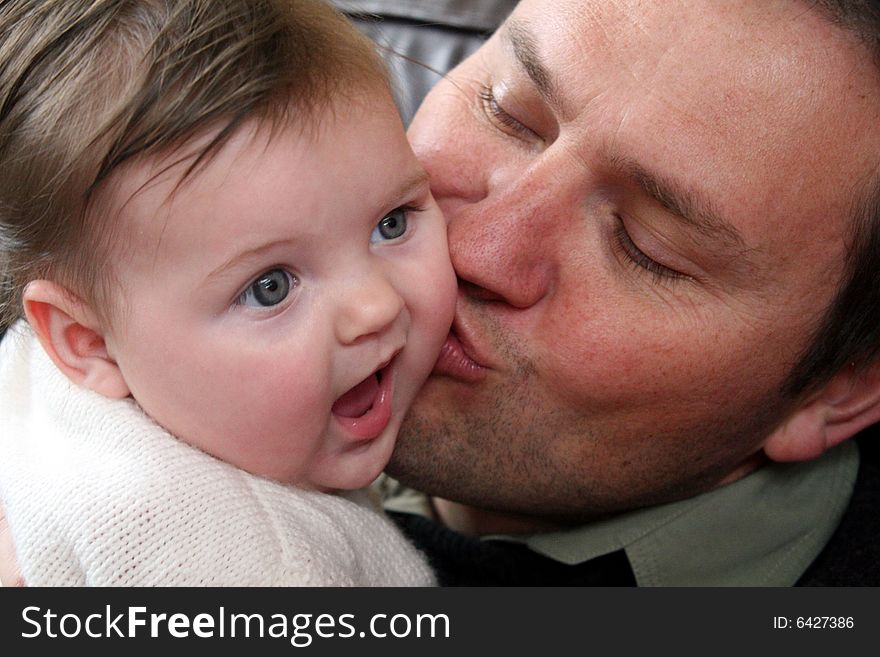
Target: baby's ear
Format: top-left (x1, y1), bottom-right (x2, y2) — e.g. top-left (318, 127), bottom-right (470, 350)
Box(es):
top-left (763, 361), bottom-right (880, 462)
top-left (22, 280), bottom-right (130, 399)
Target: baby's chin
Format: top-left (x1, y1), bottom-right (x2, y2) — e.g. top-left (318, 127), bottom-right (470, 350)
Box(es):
top-left (306, 422), bottom-right (401, 492)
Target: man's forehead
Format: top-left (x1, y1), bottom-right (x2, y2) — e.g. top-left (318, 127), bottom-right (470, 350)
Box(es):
top-left (497, 0), bottom-right (880, 235)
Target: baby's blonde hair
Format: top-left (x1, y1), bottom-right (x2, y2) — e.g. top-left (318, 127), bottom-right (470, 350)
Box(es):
top-left (0, 0), bottom-right (387, 329)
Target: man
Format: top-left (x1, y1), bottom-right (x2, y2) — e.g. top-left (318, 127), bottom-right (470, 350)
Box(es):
top-left (337, 0), bottom-right (880, 585)
top-left (2, 0), bottom-right (879, 587)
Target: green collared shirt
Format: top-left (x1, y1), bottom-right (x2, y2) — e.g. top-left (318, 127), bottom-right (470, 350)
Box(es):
top-left (381, 442), bottom-right (858, 586)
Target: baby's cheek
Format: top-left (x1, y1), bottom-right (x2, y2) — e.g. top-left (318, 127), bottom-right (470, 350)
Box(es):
top-left (411, 241), bottom-right (456, 324)
top-left (208, 353), bottom-right (325, 429)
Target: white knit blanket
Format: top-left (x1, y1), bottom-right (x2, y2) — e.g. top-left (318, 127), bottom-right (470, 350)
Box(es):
top-left (0, 324), bottom-right (434, 586)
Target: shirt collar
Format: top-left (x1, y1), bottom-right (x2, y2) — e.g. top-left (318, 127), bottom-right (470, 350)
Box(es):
top-left (381, 441), bottom-right (858, 586)
top-left (504, 442), bottom-right (859, 585)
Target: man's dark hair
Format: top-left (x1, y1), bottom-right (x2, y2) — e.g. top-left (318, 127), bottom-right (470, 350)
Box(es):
top-left (785, 0), bottom-right (880, 396)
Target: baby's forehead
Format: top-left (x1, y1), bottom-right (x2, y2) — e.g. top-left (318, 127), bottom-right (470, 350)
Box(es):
top-left (99, 93), bottom-right (406, 263)
top-left (103, 86), bottom-right (398, 222)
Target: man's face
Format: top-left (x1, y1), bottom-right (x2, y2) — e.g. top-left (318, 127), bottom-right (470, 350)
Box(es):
top-left (99, 94), bottom-right (455, 492)
top-left (393, 0), bottom-right (880, 519)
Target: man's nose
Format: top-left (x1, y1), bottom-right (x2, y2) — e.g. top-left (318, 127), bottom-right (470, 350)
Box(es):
top-left (444, 168), bottom-right (561, 309)
top-left (334, 273), bottom-right (406, 345)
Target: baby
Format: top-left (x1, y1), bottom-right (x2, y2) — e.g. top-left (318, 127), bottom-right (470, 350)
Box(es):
top-left (0, 0), bottom-right (456, 585)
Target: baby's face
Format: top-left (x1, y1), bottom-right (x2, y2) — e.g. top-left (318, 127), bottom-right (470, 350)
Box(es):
top-left (99, 93), bottom-right (456, 490)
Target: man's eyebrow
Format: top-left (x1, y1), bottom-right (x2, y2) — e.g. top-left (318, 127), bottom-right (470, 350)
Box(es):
top-left (608, 155), bottom-right (748, 251)
top-left (503, 20), bottom-right (564, 113)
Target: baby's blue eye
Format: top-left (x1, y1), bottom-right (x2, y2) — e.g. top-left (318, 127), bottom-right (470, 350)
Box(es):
top-left (371, 208), bottom-right (408, 242)
top-left (237, 269), bottom-right (296, 307)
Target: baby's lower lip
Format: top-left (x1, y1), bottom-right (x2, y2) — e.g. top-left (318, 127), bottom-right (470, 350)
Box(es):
top-left (332, 366), bottom-right (394, 441)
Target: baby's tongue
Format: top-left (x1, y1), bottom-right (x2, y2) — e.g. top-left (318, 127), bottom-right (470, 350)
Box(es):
top-left (332, 374), bottom-right (379, 418)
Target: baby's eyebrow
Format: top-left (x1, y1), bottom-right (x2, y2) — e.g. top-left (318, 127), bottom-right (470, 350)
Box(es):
top-left (389, 169), bottom-right (430, 205)
top-left (206, 239), bottom-right (298, 282)
top-left (205, 171), bottom-right (430, 283)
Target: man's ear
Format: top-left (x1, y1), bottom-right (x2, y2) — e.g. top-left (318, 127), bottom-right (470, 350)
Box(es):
top-left (764, 361), bottom-right (880, 462)
top-left (22, 280), bottom-right (130, 399)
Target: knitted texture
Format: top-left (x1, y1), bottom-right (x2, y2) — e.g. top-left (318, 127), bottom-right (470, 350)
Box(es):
top-left (0, 324), bottom-right (435, 586)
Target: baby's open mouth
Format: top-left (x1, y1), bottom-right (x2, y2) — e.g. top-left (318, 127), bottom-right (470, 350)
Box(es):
top-left (331, 360), bottom-right (396, 442)
top-left (332, 370), bottom-right (382, 418)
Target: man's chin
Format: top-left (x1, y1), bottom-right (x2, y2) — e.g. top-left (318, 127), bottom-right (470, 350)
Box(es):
top-left (386, 392), bottom-right (467, 495)
top-left (387, 405), bottom-right (440, 479)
